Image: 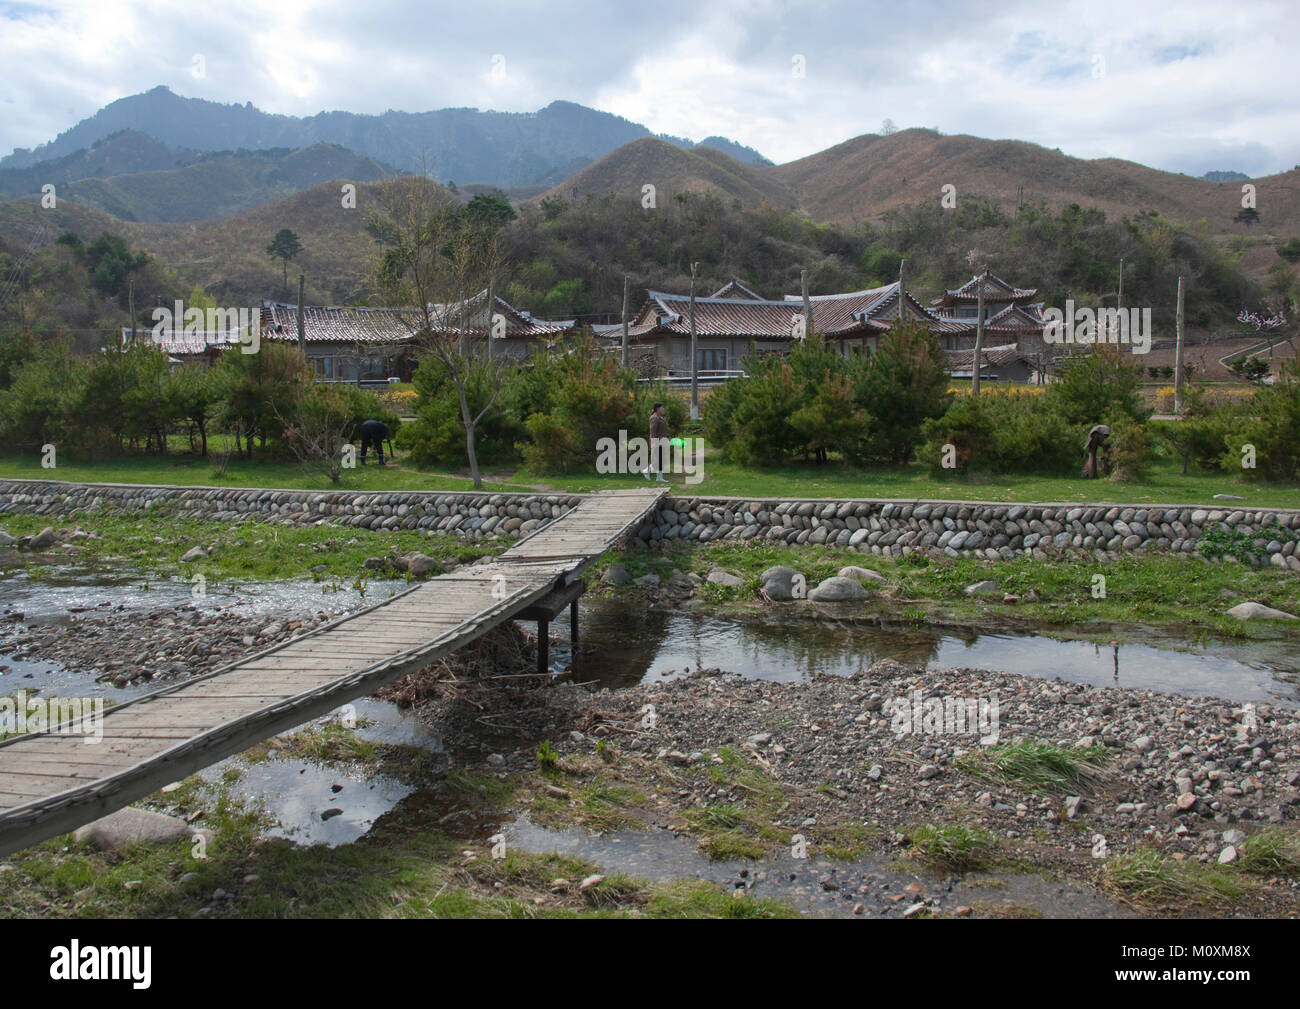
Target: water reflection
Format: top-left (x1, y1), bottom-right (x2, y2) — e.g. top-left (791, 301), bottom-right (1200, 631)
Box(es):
top-left (540, 597), bottom-right (1299, 708)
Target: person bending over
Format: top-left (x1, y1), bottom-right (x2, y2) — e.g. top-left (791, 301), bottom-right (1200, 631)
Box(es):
top-left (359, 418), bottom-right (389, 466)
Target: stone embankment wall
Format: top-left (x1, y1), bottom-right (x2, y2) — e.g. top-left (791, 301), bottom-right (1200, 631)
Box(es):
top-left (0, 480), bottom-right (581, 541)
top-left (632, 498), bottom-right (1300, 570)
top-left (1, 481), bottom-right (1297, 568)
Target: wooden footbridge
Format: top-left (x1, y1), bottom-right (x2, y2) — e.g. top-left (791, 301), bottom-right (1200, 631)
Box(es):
top-left (0, 487), bottom-right (666, 857)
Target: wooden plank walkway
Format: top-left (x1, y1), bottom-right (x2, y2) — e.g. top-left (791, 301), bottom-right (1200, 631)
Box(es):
top-left (0, 487), bottom-right (665, 856)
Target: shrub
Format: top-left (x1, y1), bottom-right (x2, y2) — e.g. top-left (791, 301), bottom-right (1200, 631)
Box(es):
top-left (1229, 360), bottom-right (1300, 481)
top-left (919, 390), bottom-right (1077, 474)
top-left (1101, 414), bottom-right (1154, 483)
top-left (851, 321), bottom-right (951, 464)
top-left (1046, 348), bottom-right (1149, 426)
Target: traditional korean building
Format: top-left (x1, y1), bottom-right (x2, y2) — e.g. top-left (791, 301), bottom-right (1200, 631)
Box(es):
top-left (258, 292), bottom-right (574, 383)
top-left (120, 327), bottom-right (242, 370)
top-left (929, 273), bottom-right (1049, 352)
top-left (617, 280), bottom-right (961, 376)
top-left (943, 344), bottom-right (1039, 384)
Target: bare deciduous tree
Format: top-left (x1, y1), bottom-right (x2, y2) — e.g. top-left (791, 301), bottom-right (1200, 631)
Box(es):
top-left (367, 172), bottom-right (506, 489)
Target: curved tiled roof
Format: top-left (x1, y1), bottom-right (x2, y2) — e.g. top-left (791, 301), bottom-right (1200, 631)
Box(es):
top-left (622, 281), bottom-right (964, 340)
top-left (260, 293), bottom-right (573, 343)
top-left (932, 273), bottom-right (1038, 306)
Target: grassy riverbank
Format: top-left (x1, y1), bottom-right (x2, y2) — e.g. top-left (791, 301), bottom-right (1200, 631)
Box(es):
top-left (3, 451), bottom-right (1298, 508)
top-left (3, 507), bottom-right (1296, 638)
top-left (589, 540), bottom-right (1300, 639)
top-left (0, 511), bottom-right (500, 583)
top-left (0, 742), bottom-right (796, 919)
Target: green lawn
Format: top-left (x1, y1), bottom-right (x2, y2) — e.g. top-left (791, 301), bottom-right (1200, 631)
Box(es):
top-left (0, 449), bottom-right (529, 494)
top-left (517, 454), bottom-right (1300, 509)
top-left (2, 446), bottom-right (1298, 509)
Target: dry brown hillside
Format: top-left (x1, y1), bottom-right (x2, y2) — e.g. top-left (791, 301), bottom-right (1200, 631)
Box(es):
top-left (0, 179), bottom-right (398, 306)
top-left (769, 128), bottom-right (1300, 237)
top-left (539, 137), bottom-right (796, 209)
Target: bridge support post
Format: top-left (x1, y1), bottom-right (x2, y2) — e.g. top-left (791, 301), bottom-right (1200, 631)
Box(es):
top-left (518, 579), bottom-right (586, 679)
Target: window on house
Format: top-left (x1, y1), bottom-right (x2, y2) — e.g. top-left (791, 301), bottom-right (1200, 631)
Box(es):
top-left (696, 349), bottom-right (726, 372)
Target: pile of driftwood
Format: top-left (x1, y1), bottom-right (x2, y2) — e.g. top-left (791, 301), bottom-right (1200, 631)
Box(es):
top-left (376, 622), bottom-right (544, 710)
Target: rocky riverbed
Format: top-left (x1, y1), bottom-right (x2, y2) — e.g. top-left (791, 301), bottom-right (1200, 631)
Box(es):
top-left (399, 656), bottom-right (1300, 916)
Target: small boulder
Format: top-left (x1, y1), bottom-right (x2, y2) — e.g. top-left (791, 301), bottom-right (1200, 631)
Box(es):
top-left (0, 530), bottom-right (14, 546)
top-left (808, 576), bottom-right (869, 602)
top-left (634, 572), bottom-right (660, 587)
top-left (964, 580), bottom-right (999, 597)
top-left (1226, 601), bottom-right (1297, 621)
top-left (179, 545), bottom-right (207, 563)
top-left (404, 553), bottom-right (439, 576)
top-left (601, 564), bottom-right (632, 586)
top-left (837, 565), bottom-right (886, 584)
top-left (705, 568), bottom-right (745, 587)
top-left (760, 565), bottom-right (801, 601)
top-left (74, 807), bottom-right (211, 852)
top-left (30, 527), bottom-right (59, 550)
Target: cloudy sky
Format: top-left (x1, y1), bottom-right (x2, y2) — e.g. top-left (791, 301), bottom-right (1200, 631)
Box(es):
top-left (1, 0), bottom-right (1296, 176)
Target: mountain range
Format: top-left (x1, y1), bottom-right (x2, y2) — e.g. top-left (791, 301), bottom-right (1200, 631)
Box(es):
top-left (0, 88), bottom-right (1291, 311)
top-left (1, 87), bottom-right (770, 186)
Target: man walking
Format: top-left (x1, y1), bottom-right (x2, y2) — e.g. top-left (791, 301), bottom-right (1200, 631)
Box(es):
top-left (359, 418), bottom-right (390, 466)
top-left (643, 402), bottom-right (669, 482)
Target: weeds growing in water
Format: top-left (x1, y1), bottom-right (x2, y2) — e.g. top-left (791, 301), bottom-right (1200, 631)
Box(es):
top-left (536, 739), bottom-right (559, 771)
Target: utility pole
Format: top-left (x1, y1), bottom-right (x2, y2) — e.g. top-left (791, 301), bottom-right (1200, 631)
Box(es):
top-left (689, 261), bottom-right (699, 420)
top-left (897, 259), bottom-right (907, 325)
top-left (485, 276), bottom-right (494, 362)
top-left (621, 274), bottom-right (630, 369)
top-left (1117, 257), bottom-right (1124, 311)
top-left (800, 268), bottom-right (813, 342)
top-left (128, 278), bottom-right (136, 346)
top-left (296, 275), bottom-right (306, 354)
top-left (1174, 275), bottom-right (1185, 413)
top-left (972, 269), bottom-right (986, 396)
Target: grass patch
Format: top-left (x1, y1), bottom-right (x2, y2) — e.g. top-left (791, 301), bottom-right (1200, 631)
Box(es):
top-left (248, 719), bottom-right (440, 785)
top-left (811, 822), bottom-right (879, 860)
top-left (1235, 830), bottom-right (1300, 877)
top-left (907, 823), bottom-right (999, 871)
top-left (1099, 848), bottom-right (1250, 911)
top-left (955, 740), bottom-right (1112, 795)
top-left (0, 510), bottom-right (497, 583)
top-left (646, 880), bottom-right (799, 918)
top-left (0, 773), bottom-right (800, 919)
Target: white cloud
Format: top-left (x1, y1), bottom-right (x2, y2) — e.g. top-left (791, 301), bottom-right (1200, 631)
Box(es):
top-left (0, 0), bottom-right (1295, 175)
